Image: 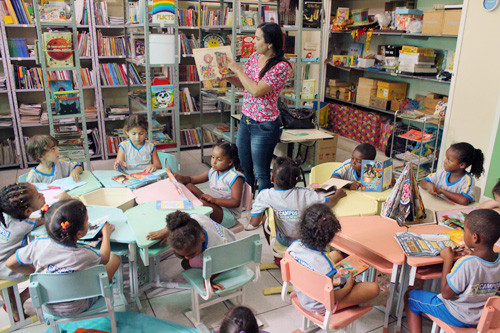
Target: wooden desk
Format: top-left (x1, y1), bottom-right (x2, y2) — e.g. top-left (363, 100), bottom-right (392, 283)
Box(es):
top-left (67, 171), bottom-right (103, 196)
top-left (92, 169), bottom-right (166, 189)
top-left (280, 129), bottom-right (334, 143)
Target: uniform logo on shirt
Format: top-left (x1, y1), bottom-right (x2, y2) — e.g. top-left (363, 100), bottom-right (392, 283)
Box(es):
top-left (470, 282), bottom-right (500, 295)
top-left (211, 221), bottom-right (226, 238)
top-left (46, 264), bottom-right (74, 274)
top-left (0, 226), bottom-right (11, 242)
top-left (278, 210), bottom-right (299, 219)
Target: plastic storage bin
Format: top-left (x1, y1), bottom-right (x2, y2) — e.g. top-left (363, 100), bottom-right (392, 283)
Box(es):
top-left (80, 188), bottom-right (136, 212)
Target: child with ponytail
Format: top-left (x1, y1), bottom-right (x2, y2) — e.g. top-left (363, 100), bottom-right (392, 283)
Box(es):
top-left (421, 142), bottom-right (484, 205)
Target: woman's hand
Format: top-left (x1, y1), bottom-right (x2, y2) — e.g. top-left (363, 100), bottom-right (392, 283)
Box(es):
top-left (227, 56), bottom-right (241, 74)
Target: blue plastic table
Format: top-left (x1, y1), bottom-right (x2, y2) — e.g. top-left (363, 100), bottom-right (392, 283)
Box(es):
top-left (92, 169), bottom-right (166, 189)
top-left (67, 171), bottom-right (103, 197)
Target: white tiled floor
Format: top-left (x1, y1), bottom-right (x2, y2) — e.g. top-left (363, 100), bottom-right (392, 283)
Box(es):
top-left (0, 139), bottom-right (432, 332)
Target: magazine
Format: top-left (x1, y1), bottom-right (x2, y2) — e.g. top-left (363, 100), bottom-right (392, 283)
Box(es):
top-left (112, 167), bottom-right (160, 186)
top-left (307, 178), bottom-right (351, 196)
top-left (360, 159), bottom-right (393, 192)
top-left (435, 208), bottom-right (476, 229)
top-left (395, 232), bottom-right (455, 257)
top-left (193, 46), bottom-right (233, 81)
top-left (399, 129), bottom-right (434, 142)
top-left (43, 32), bottom-right (74, 68)
top-left (80, 216), bottom-right (108, 241)
top-left (151, 85), bottom-right (174, 108)
top-left (333, 255), bottom-right (369, 280)
top-left (156, 200), bottom-right (194, 210)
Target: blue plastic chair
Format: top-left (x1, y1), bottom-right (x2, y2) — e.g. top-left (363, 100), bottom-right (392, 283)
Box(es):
top-left (29, 265), bottom-right (117, 333)
top-left (157, 151), bottom-right (178, 173)
top-left (181, 234), bottom-right (262, 326)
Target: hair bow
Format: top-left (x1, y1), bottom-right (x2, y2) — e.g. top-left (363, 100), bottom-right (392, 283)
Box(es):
top-left (41, 204), bottom-right (49, 212)
top-left (61, 221), bottom-right (70, 230)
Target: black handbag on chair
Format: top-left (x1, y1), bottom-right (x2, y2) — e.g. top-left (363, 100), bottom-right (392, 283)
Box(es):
top-left (278, 97), bottom-right (315, 129)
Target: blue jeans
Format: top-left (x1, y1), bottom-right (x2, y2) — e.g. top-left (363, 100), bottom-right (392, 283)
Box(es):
top-left (237, 114), bottom-right (282, 191)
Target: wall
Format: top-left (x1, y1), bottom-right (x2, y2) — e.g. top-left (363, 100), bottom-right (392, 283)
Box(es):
top-left (442, 0), bottom-right (500, 196)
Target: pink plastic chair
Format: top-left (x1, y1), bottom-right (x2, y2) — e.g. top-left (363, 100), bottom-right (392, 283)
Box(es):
top-left (428, 296), bottom-right (500, 333)
top-left (230, 183), bottom-right (253, 234)
top-left (280, 252), bottom-right (373, 332)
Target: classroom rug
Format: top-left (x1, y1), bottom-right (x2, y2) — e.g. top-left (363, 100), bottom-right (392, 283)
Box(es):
top-left (44, 311), bottom-right (198, 333)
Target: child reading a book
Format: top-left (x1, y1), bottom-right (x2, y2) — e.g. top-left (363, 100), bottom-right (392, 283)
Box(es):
top-left (286, 204), bottom-right (379, 315)
top-left (479, 179), bottom-right (500, 213)
top-left (6, 199), bottom-right (121, 317)
top-left (146, 211), bottom-right (236, 291)
top-left (331, 143), bottom-right (377, 190)
top-left (114, 114), bottom-right (161, 172)
top-left (420, 142), bottom-right (484, 205)
top-left (406, 209), bottom-right (500, 331)
top-left (248, 157), bottom-right (346, 247)
top-left (169, 139), bottom-right (245, 228)
top-left (0, 183), bottom-right (46, 322)
top-left (26, 135), bottom-right (83, 183)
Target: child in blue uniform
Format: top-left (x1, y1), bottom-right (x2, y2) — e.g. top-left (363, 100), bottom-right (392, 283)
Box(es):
top-left (0, 183), bottom-right (46, 321)
top-left (406, 209), bottom-right (500, 331)
top-left (421, 142), bottom-right (484, 205)
top-left (114, 114), bottom-right (161, 172)
top-left (26, 135), bottom-right (83, 183)
top-left (171, 139), bottom-right (245, 228)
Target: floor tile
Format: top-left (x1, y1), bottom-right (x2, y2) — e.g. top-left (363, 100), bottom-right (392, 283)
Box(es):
top-left (257, 304), bottom-right (305, 333)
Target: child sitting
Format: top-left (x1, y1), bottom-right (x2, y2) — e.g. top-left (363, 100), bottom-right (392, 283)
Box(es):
top-left (406, 209), bottom-right (500, 331)
top-left (114, 114), bottom-right (161, 172)
top-left (286, 204), bottom-right (379, 315)
top-left (0, 183), bottom-right (46, 321)
top-left (479, 179), bottom-right (500, 213)
top-left (421, 142), bottom-right (484, 205)
top-left (26, 135), bottom-right (83, 183)
top-left (248, 157), bottom-right (345, 246)
top-left (147, 211), bottom-right (236, 291)
top-left (6, 199), bottom-right (121, 317)
top-left (219, 306), bottom-right (268, 333)
top-left (331, 143), bottom-right (376, 190)
top-left (171, 139), bottom-right (245, 228)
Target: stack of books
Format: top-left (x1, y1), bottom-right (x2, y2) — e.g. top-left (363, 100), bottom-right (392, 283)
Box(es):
top-left (19, 103), bottom-right (42, 124)
top-left (78, 32), bottom-right (91, 57)
top-left (398, 45), bottom-right (437, 74)
top-left (105, 105), bottom-right (129, 119)
top-left (54, 125), bottom-right (85, 161)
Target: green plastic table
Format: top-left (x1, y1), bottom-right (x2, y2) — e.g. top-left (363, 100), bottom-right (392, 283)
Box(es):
top-left (333, 190), bottom-right (379, 217)
top-left (125, 202), bottom-right (213, 265)
top-left (66, 171), bottom-right (103, 197)
top-left (92, 169), bottom-right (166, 189)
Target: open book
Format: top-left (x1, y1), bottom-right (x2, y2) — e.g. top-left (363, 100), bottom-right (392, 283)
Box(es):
top-left (436, 208), bottom-right (476, 229)
top-left (78, 216), bottom-right (108, 247)
top-left (394, 232), bottom-right (455, 257)
top-left (333, 255), bottom-right (369, 280)
top-left (112, 165), bottom-right (160, 186)
top-left (307, 178), bottom-right (351, 197)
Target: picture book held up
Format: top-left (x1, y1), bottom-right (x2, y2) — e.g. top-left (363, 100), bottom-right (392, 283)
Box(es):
top-left (360, 159), bottom-right (393, 192)
top-left (193, 46), bottom-right (233, 81)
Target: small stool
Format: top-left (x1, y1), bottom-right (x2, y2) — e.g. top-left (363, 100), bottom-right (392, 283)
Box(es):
top-left (0, 278), bottom-right (37, 332)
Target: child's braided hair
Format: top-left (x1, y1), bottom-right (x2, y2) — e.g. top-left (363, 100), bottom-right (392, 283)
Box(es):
top-left (0, 183), bottom-right (35, 226)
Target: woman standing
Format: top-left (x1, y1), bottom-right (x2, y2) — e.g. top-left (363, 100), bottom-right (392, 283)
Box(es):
top-left (227, 22), bottom-right (292, 192)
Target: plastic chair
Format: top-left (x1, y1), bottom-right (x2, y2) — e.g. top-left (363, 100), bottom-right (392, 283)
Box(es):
top-left (281, 252), bottom-right (373, 333)
top-left (0, 278), bottom-right (38, 332)
top-left (309, 162), bottom-right (342, 185)
top-left (18, 172), bottom-right (28, 183)
top-left (428, 296), bottom-right (500, 333)
top-left (158, 151), bottom-right (178, 173)
top-left (181, 234), bottom-right (262, 327)
top-left (29, 265), bottom-right (117, 333)
top-left (230, 182), bottom-right (254, 234)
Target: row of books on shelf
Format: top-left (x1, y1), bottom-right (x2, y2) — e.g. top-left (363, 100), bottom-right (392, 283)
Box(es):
top-left (179, 87), bottom-right (199, 114)
top-left (179, 65), bottom-right (199, 82)
top-left (94, 1), bottom-right (109, 26)
top-left (0, 138), bottom-right (18, 166)
top-left (178, 7), bottom-right (198, 27)
top-left (78, 32), bottom-right (92, 57)
top-left (180, 128), bottom-right (216, 147)
top-left (0, 114), bottom-right (12, 126)
top-left (7, 38), bottom-right (30, 58)
top-left (96, 31), bottom-right (129, 57)
top-left (179, 32), bottom-right (199, 57)
top-left (14, 66), bottom-right (94, 90)
top-left (99, 63), bottom-right (141, 86)
top-left (200, 5), bottom-right (223, 26)
top-left (0, 0), bottom-right (32, 25)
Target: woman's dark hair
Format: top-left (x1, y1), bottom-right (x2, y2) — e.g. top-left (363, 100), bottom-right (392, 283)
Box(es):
top-left (299, 204), bottom-right (341, 250)
top-left (123, 114), bottom-right (148, 133)
top-left (449, 142), bottom-right (485, 179)
top-left (0, 183), bottom-right (37, 226)
top-left (219, 306), bottom-right (259, 333)
top-left (215, 139), bottom-right (243, 172)
top-left (272, 156), bottom-right (301, 190)
top-left (257, 22), bottom-right (291, 80)
top-left (46, 199), bottom-right (87, 246)
top-left (166, 211), bottom-right (204, 252)
top-left (493, 179), bottom-right (500, 197)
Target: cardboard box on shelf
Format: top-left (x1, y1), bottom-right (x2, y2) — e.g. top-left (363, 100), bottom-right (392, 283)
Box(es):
top-left (442, 9), bottom-right (461, 35)
top-left (369, 96), bottom-right (391, 110)
top-left (422, 11), bottom-right (444, 35)
top-left (424, 93), bottom-right (447, 110)
top-left (329, 79), bottom-right (347, 87)
top-left (301, 135), bottom-right (338, 165)
top-left (356, 89), bottom-right (378, 106)
top-left (391, 99), bottom-right (402, 112)
top-left (358, 77), bottom-right (378, 88)
top-left (377, 81), bottom-right (408, 100)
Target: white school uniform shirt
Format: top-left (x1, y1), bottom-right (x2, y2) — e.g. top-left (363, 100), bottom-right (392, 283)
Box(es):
top-left (286, 240), bottom-right (337, 312)
top-left (332, 159), bottom-right (361, 182)
top-left (118, 139), bottom-right (155, 170)
top-left (438, 254), bottom-right (500, 325)
top-left (425, 169), bottom-right (475, 202)
top-left (0, 213), bottom-right (37, 280)
top-left (191, 213), bottom-right (236, 259)
top-left (250, 187), bottom-right (328, 239)
top-left (208, 167), bottom-right (245, 219)
top-left (26, 160), bottom-right (81, 184)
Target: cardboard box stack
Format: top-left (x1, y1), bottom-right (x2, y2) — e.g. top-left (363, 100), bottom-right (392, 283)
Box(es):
top-left (356, 77), bottom-right (378, 106)
top-left (367, 80), bottom-right (408, 111)
top-left (398, 45), bottom-right (437, 73)
top-left (423, 93), bottom-right (448, 115)
top-left (422, 10), bottom-right (445, 35)
top-left (443, 9), bottom-right (461, 35)
top-left (327, 79), bottom-right (351, 101)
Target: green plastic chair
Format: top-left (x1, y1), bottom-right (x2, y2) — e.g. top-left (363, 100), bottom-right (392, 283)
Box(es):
top-left (157, 151), bottom-right (178, 173)
top-left (29, 265), bottom-right (117, 333)
top-left (181, 234), bottom-right (262, 326)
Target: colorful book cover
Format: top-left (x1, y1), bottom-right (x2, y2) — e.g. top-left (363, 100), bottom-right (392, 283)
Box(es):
top-left (303, 2), bottom-right (321, 28)
top-left (43, 31), bottom-right (74, 68)
top-left (80, 216), bottom-right (108, 241)
top-left (302, 42), bottom-right (319, 62)
top-left (193, 46), bottom-right (232, 81)
top-left (152, 0), bottom-right (175, 24)
top-left (399, 129), bottom-right (434, 142)
top-left (54, 90), bottom-right (80, 115)
top-left (301, 79), bottom-right (316, 99)
top-left (240, 10), bottom-right (257, 27)
top-left (360, 159), bottom-right (393, 192)
top-left (151, 84), bottom-right (174, 108)
top-left (156, 200), bottom-right (194, 210)
top-left (112, 173), bottom-right (141, 186)
top-left (394, 232), bottom-right (454, 257)
top-left (49, 80), bottom-right (73, 99)
top-left (334, 255), bottom-right (369, 280)
top-left (435, 208), bottom-right (476, 229)
top-left (240, 35), bottom-right (255, 59)
top-left (129, 171), bottom-right (160, 182)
